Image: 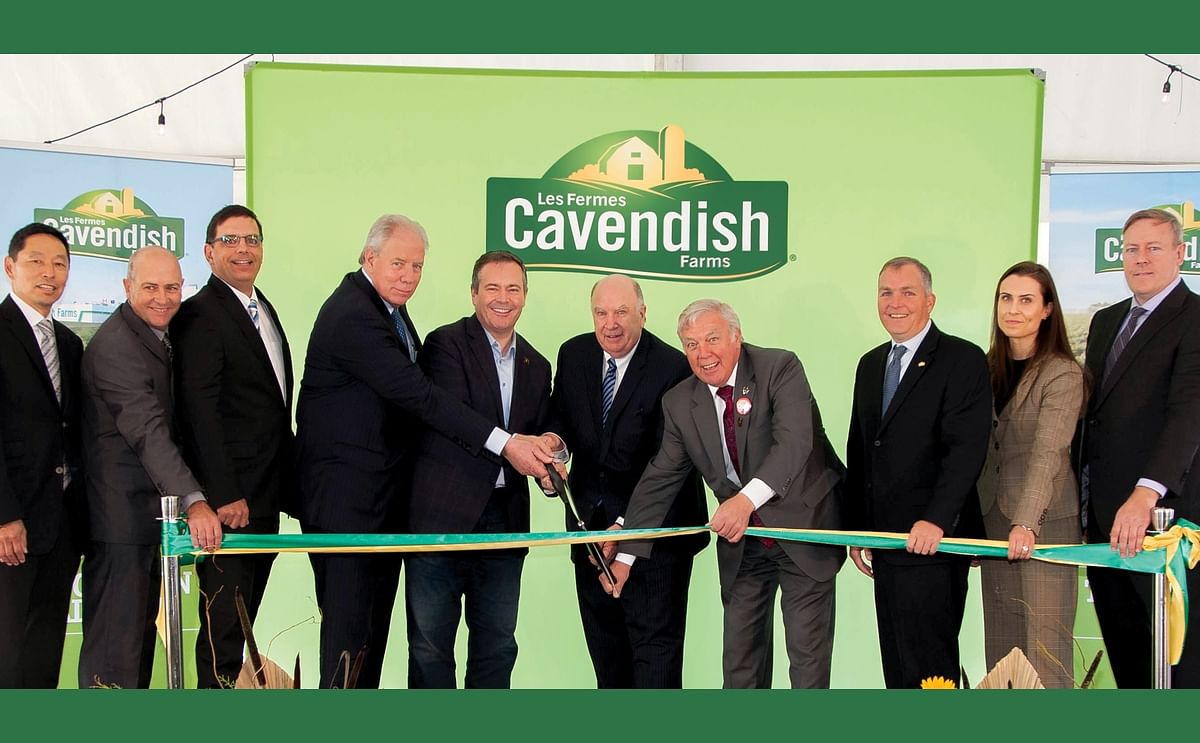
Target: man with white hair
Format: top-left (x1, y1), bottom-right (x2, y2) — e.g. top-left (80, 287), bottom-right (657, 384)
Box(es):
top-left (294, 214), bottom-right (555, 688)
top-left (604, 299), bottom-right (845, 688)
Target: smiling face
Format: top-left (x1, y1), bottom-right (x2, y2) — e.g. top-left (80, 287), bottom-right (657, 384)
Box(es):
top-left (591, 275), bottom-right (645, 359)
top-left (124, 247), bottom-right (182, 332)
top-left (204, 214), bottom-right (262, 295)
top-left (1122, 217), bottom-right (1184, 304)
top-left (472, 259), bottom-right (527, 342)
top-left (877, 263), bottom-right (935, 343)
top-left (363, 227), bottom-right (424, 307)
top-left (681, 310), bottom-right (742, 387)
top-left (996, 273), bottom-right (1051, 349)
top-left (4, 233), bottom-right (69, 316)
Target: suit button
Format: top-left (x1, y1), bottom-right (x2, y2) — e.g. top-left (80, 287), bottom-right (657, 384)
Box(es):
top-left (55, 466), bottom-right (65, 475)
top-left (996, 466), bottom-right (1000, 474)
top-left (1089, 419), bottom-right (1098, 427)
top-left (873, 440), bottom-right (881, 447)
top-left (992, 420), bottom-right (998, 429)
top-left (62, 422), bottom-right (68, 428)
top-left (994, 442), bottom-right (1000, 450)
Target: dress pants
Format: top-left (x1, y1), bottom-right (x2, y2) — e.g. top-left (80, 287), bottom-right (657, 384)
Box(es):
top-left (78, 542), bottom-right (160, 688)
top-left (574, 551), bottom-right (693, 688)
top-left (194, 516), bottom-right (278, 688)
top-left (720, 537), bottom-right (836, 689)
top-left (0, 513), bottom-right (79, 688)
top-left (871, 552), bottom-right (969, 688)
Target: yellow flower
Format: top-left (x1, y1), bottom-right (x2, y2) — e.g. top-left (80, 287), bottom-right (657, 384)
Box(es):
top-left (920, 676), bottom-right (957, 689)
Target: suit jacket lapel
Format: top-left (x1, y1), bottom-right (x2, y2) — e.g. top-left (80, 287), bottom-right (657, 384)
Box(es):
top-left (861, 343), bottom-right (887, 435)
top-left (466, 317), bottom-right (505, 425)
top-left (0, 296), bottom-right (58, 403)
top-left (733, 349), bottom-right (755, 467)
top-left (604, 339), bottom-right (647, 430)
top-left (209, 276), bottom-right (277, 387)
top-left (121, 303), bottom-right (170, 366)
top-left (879, 324), bottom-right (939, 434)
top-left (1099, 284), bottom-right (1188, 403)
top-left (257, 289), bottom-right (294, 410)
top-left (584, 341), bottom-right (604, 438)
top-left (996, 357), bottom-right (1040, 437)
top-left (398, 303), bottom-right (421, 357)
top-left (689, 378), bottom-right (725, 478)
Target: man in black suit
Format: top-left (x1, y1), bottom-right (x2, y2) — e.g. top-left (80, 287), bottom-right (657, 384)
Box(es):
top-left (1079, 208), bottom-right (1200, 688)
top-left (606, 299), bottom-right (845, 688)
top-left (172, 205), bottom-right (294, 688)
top-left (78, 246), bottom-right (223, 688)
top-left (0, 223), bottom-right (85, 688)
top-left (546, 274), bottom-right (706, 688)
top-left (844, 256), bottom-right (991, 688)
top-left (294, 217), bottom-right (553, 689)
top-left (405, 251), bottom-right (552, 689)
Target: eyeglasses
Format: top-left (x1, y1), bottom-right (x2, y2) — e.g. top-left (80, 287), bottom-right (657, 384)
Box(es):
top-left (212, 234), bottom-right (263, 248)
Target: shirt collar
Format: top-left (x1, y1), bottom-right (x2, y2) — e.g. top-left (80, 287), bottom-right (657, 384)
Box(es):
top-left (891, 319), bottom-right (933, 356)
top-left (485, 328), bottom-right (517, 360)
top-left (1133, 276), bottom-right (1182, 313)
top-left (603, 338), bottom-right (641, 368)
top-left (9, 292), bottom-right (50, 329)
top-left (216, 276), bottom-right (259, 310)
top-left (361, 267), bottom-right (397, 314)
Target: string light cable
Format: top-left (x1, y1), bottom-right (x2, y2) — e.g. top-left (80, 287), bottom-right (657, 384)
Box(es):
top-left (44, 54), bottom-right (255, 145)
top-left (1145, 54), bottom-right (1198, 105)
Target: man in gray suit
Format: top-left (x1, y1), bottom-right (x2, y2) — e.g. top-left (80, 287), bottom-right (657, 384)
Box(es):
top-left (78, 246), bottom-right (222, 688)
top-left (603, 299), bottom-right (845, 688)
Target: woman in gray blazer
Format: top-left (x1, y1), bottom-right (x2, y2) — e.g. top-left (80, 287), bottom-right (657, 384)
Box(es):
top-left (977, 261), bottom-right (1086, 688)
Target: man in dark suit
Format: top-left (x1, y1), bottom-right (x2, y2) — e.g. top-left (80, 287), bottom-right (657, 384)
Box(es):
top-left (172, 205), bottom-right (294, 688)
top-left (844, 256), bottom-right (991, 689)
top-left (1079, 208), bottom-right (1200, 688)
top-left (606, 299), bottom-right (845, 688)
top-left (294, 216), bottom-right (553, 689)
top-left (405, 251), bottom-right (552, 689)
top-left (0, 223), bottom-right (85, 688)
top-left (78, 246), bottom-right (223, 688)
top-left (547, 274), bottom-right (707, 688)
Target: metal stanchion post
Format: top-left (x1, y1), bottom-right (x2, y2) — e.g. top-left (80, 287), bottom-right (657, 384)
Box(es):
top-left (160, 495), bottom-right (184, 689)
top-left (1152, 506), bottom-right (1175, 690)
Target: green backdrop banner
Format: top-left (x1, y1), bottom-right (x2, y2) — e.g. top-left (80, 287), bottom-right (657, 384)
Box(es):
top-left (245, 63), bottom-right (1043, 688)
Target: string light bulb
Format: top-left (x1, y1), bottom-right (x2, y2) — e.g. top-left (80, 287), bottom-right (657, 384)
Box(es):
top-left (156, 100), bottom-right (166, 136)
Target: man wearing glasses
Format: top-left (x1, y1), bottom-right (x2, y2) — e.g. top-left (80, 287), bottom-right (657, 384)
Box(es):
top-left (172, 205), bottom-right (294, 688)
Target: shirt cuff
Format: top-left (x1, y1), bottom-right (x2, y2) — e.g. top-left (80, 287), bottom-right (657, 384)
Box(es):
top-left (1137, 478), bottom-right (1168, 498)
top-left (615, 552), bottom-right (636, 567)
top-left (485, 428), bottom-right (512, 457)
top-left (180, 491), bottom-right (206, 513)
top-left (740, 478), bottom-right (776, 510)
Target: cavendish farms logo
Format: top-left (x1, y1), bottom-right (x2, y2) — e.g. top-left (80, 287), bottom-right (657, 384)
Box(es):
top-left (486, 124), bottom-right (788, 282)
top-left (34, 187), bottom-right (184, 262)
top-left (1095, 200), bottom-right (1200, 274)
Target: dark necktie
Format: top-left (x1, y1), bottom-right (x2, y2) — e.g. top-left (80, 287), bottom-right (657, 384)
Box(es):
top-left (881, 344), bottom-right (906, 414)
top-left (161, 332), bottom-right (173, 362)
top-left (600, 357), bottom-right (617, 425)
top-left (36, 317), bottom-right (62, 404)
top-left (1103, 306), bottom-right (1147, 382)
top-left (717, 385), bottom-right (773, 548)
top-left (391, 308), bottom-right (415, 362)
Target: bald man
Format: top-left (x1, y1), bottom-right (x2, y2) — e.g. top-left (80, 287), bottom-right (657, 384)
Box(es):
top-left (78, 246), bottom-right (221, 689)
top-left (546, 275), bottom-right (707, 687)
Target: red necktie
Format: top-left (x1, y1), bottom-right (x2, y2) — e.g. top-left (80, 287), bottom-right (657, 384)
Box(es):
top-left (717, 385), bottom-right (773, 548)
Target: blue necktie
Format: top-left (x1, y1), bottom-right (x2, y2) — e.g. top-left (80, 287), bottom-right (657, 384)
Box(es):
top-left (247, 298), bottom-right (260, 334)
top-left (881, 344), bottom-right (906, 414)
top-left (600, 358), bottom-right (617, 425)
top-left (392, 308), bottom-right (415, 361)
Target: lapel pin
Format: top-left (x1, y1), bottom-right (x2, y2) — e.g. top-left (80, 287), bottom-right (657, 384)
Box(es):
top-left (917, 361), bottom-right (926, 368)
top-left (735, 395), bottom-right (752, 416)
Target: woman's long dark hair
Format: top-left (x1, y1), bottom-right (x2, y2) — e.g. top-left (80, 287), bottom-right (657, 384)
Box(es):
top-left (986, 261), bottom-right (1085, 410)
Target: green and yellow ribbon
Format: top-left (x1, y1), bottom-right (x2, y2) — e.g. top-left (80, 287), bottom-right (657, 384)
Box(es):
top-left (161, 518), bottom-right (1199, 663)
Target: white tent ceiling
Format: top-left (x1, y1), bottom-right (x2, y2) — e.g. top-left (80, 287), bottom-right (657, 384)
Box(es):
top-left (2, 54), bottom-right (1196, 164)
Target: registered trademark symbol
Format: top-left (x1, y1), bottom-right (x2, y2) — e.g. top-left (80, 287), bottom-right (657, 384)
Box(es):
top-left (789, 254), bottom-right (796, 262)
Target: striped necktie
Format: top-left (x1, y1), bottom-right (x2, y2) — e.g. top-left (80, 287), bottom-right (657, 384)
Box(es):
top-left (36, 317), bottom-right (61, 403)
top-left (248, 298), bottom-right (260, 334)
top-left (1103, 306), bottom-right (1147, 382)
top-left (600, 357), bottom-right (617, 425)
